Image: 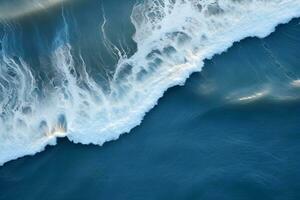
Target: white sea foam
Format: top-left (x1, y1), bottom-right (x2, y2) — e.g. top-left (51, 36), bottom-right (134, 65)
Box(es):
top-left (1, 0), bottom-right (300, 165)
top-left (291, 79), bottom-right (300, 87)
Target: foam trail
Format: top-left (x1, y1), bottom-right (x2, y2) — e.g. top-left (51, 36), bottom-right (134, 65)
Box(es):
top-left (100, 4), bottom-right (124, 61)
top-left (1, 0), bottom-right (300, 165)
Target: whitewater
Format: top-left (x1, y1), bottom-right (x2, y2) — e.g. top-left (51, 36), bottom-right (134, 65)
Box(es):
top-left (1, 0), bottom-right (300, 165)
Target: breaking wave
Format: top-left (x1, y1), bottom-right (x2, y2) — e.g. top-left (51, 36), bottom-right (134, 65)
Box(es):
top-left (1, 0), bottom-right (300, 165)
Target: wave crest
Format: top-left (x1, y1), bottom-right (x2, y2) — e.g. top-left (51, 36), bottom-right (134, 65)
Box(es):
top-left (1, 0), bottom-right (300, 165)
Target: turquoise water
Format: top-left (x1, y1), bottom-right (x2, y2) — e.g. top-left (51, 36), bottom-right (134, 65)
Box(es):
top-left (1, 0), bottom-right (300, 199)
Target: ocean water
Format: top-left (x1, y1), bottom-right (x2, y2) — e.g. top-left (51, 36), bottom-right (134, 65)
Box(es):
top-left (1, 0), bottom-right (300, 199)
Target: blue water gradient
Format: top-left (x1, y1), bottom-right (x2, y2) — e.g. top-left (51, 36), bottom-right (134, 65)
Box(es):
top-left (0, 16), bottom-right (300, 200)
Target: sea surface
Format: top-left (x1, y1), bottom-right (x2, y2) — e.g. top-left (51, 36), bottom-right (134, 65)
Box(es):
top-left (1, 0), bottom-right (300, 199)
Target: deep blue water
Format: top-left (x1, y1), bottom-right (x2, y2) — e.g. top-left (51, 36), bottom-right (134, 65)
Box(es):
top-left (1, 1), bottom-right (300, 199)
top-left (0, 18), bottom-right (300, 200)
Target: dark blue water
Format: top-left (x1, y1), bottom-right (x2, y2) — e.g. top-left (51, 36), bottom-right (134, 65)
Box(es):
top-left (1, 14), bottom-right (300, 199)
top-left (1, 0), bottom-right (300, 199)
